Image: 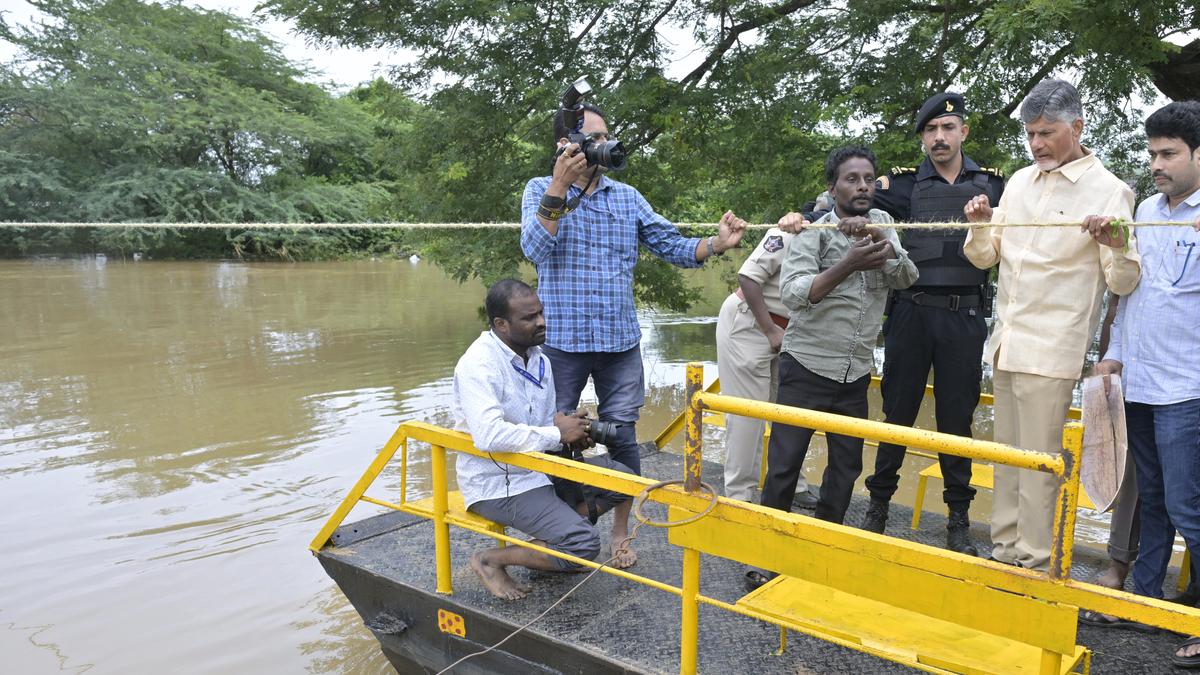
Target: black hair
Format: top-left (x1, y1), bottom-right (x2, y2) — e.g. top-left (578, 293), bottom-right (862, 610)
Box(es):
top-left (553, 102), bottom-right (607, 144)
top-left (824, 146), bottom-right (878, 185)
top-left (1145, 101), bottom-right (1200, 155)
top-left (485, 279), bottom-right (535, 326)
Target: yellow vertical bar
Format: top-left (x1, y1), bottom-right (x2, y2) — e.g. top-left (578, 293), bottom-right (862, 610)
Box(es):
top-left (1049, 423), bottom-right (1083, 581)
top-left (680, 547), bottom-right (701, 675)
top-left (684, 362), bottom-right (704, 494)
top-left (308, 423), bottom-right (409, 552)
top-left (431, 443), bottom-right (453, 594)
top-left (1039, 648), bottom-right (1063, 675)
top-left (399, 434), bottom-right (409, 505)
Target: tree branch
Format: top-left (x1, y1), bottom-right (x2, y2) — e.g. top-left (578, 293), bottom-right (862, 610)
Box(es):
top-left (998, 41), bottom-right (1076, 117)
top-left (678, 0), bottom-right (820, 89)
top-left (605, 0), bottom-right (679, 89)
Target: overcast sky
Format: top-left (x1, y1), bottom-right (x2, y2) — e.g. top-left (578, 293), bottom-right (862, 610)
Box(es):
top-left (0, 0), bottom-right (409, 90)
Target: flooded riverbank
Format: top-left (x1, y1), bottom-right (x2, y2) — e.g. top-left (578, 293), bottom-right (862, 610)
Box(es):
top-left (0, 257), bottom-right (1133, 673)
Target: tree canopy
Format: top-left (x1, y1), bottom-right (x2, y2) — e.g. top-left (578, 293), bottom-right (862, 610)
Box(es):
top-left (3, 0), bottom-right (1197, 309)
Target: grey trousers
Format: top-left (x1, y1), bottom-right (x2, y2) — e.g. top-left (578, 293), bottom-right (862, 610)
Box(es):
top-left (469, 485), bottom-right (601, 570)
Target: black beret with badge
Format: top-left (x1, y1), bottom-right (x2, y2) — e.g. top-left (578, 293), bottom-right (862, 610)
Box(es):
top-left (914, 92), bottom-right (966, 133)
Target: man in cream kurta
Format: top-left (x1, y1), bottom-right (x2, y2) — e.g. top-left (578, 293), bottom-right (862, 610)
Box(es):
top-left (963, 79), bottom-right (1141, 571)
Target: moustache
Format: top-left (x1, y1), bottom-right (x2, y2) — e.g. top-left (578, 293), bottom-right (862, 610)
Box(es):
top-left (932, 143), bottom-right (950, 152)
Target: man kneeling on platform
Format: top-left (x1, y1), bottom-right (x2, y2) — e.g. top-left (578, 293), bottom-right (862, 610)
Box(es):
top-left (453, 279), bottom-right (637, 600)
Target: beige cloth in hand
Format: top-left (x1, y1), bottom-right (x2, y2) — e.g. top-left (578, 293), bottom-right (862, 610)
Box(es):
top-left (1080, 374), bottom-right (1129, 512)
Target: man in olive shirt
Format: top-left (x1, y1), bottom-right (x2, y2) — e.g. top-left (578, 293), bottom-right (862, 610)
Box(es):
top-left (964, 79), bottom-right (1140, 571)
top-left (716, 215), bottom-right (819, 507)
top-left (760, 146), bottom-right (918, 526)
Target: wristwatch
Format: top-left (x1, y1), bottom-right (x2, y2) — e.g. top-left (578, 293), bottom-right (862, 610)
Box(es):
top-left (540, 194), bottom-right (567, 209)
top-left (706, 236), bottom-right (724, 257)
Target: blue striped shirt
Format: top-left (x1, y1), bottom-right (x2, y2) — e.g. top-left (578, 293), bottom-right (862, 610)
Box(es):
top-left (1104, 190), bottom-right (1200, 405)
top-left (521, 175), bottom-right (703, 352)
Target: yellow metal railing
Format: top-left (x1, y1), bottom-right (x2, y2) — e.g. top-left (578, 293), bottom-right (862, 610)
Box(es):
top-left (653, 375), bottom-right (1082, 452)
top-left (311, 362), bottom-right (1200, 675)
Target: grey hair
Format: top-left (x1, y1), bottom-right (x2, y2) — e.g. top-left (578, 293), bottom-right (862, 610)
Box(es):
top-left (1019, 79), bottom-right (1084, 125)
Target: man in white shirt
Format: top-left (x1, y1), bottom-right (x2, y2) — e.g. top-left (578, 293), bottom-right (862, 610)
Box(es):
top-left (453, 280), bottom-right (635, 600)
top-left (1078, 101), bottom-right (1200, 667)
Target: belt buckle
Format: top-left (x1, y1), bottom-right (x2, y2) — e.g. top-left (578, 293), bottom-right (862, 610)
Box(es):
top-left (909, 291), bottom-right (926, 305)
top-left (948, 294), bottom-right (960, 311)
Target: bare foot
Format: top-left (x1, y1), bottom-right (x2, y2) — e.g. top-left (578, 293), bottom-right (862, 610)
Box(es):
top-left (611, 534), bottom-right (637, 569)
top-left (1178, 637), bottom-right (1200, 660)
top-left (470, 551), bottom-right (527, 600)
top-left (1095, 559), bottom-right (1130, 590)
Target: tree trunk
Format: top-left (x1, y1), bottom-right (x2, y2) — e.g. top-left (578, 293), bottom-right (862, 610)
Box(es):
top-left (1150, 38), bottom-right (1200, 102)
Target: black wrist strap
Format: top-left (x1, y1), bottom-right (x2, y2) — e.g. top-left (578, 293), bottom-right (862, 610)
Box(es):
top-left (565, 167), bottom-right (600, 211)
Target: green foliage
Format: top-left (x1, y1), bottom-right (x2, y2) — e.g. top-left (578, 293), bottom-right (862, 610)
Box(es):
top-left (5, 0), bottom-right (1198, 311)
top-left (0, 0), bottom-right (399, 259)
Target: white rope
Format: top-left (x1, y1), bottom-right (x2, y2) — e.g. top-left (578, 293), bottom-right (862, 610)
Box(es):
top-left (0, 220), bottom-right (1189, 229)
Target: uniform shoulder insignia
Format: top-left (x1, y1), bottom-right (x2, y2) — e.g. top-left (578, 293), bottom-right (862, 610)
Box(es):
top-left (980, 166), bottom-right (1004, 178)
top-left (763, 235), bottom-right (784, 253)
top-left (890, 166), bottom-right (916, 175)
top-left (876, 175), bottom-right (890, 190)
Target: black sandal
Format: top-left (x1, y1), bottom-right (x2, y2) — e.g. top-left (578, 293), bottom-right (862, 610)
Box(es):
top-left (743, 568), bottom-right (775, 592)
top-left (1174, 636), bottom-right (1200, 669)
top-left (1079, 609), bottom-right (1158, 633)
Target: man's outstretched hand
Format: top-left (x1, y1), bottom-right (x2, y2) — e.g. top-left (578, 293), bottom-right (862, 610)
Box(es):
top-left (714, 210), bottom-right (748, 253)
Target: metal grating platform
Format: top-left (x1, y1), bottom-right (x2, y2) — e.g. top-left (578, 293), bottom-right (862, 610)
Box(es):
top-left (320, 447), bottom-right (1191, 674)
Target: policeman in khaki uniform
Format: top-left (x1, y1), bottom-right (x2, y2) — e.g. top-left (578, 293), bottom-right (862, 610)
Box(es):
top-left (717, 216), bottom-right (819, 507)
top-left (859, 92), bottom-right (1005, 556)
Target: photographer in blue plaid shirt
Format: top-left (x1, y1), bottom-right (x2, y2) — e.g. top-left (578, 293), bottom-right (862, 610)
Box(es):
top-left (521, 102), bottom-right (747, 475)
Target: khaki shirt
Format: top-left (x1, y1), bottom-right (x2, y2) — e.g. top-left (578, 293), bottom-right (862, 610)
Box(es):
top-left (781, 209), bottom-right (919, 383)
top-left (964, 151), bottom-right (1141, 380)
top-left (738, 227), bottom-right (794, 317)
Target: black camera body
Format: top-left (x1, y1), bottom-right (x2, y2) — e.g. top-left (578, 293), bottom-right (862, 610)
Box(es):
top-left (558, 77), bottom-right (627, 172)
top-left (553, 415), bottom-right (623, 459)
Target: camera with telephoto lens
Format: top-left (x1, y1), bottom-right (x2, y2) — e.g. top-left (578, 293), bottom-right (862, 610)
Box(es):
top-left (556, 77), bottom-right (627, 171)
top-left (555, 414), bottom-right (622, 458)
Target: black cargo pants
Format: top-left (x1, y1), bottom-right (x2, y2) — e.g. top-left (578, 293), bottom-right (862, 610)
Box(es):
top-left (865, 296), bottom-right (986, 506)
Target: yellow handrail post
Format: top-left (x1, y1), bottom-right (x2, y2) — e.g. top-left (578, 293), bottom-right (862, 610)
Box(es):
top-left (400, 434), bottom-right (409, 504)
top-left (1039, 648), bottom-right (1064, 675)
top-left (431, 443), bottom-right (453, 594)
top-left (680, 547), bottom-right (701, 675)
top-left (684, 362), bottom-right (704, 494)
top-left (1048, 423), bottom-right (1084, 581)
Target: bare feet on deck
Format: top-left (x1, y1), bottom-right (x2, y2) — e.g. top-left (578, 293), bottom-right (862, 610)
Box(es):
top-left (1094, 559), bottom-right (1129, 590)
top-left (1177, 636), bottom-right (1200, 662)
top-left (470, 551), bottom-right (528, 600)
top-left (611, 532), bottom-right (637, 569)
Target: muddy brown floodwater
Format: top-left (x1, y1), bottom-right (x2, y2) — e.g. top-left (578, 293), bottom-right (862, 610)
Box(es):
top-left (0, 257), bottom-right (1152, 674)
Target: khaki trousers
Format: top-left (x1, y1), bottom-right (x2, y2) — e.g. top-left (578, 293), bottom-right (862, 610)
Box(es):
top-left (715, 293), bottom-right (808, 502)
top-left (990, 367), bottom-right (1075, 571)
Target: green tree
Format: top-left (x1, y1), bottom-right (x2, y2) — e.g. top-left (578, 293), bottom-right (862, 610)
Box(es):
top-left (0, 0), bottom-right (395, 258)
top-left (262, 0), bottom-right (1197, 307)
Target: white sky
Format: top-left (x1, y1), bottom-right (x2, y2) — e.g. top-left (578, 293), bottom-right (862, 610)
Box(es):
top-left (0, 0), bottom-right (710, 91)
top-left (0, 0), bottom-right (410, 90)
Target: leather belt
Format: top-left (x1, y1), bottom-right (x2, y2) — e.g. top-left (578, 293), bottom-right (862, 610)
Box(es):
top-left (735, 288), bottom-right (789, 329)
top-left (895, 290), bottom-right (981, 311)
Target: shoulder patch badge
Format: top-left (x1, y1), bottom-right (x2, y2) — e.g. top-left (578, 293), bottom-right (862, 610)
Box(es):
top-left (876, 175), bottom-right (890, 190)
top-left (763, 235), bottom-right (784, 253)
